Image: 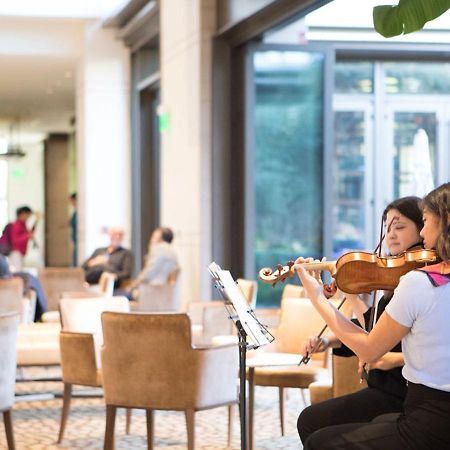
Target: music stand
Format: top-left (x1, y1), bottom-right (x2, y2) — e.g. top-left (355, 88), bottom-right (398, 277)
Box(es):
top-left (208, 262), bottom-right (274, 450)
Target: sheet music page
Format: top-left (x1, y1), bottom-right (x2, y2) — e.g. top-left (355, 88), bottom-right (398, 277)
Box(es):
top-left (215, 269), bottom-right (272, 347)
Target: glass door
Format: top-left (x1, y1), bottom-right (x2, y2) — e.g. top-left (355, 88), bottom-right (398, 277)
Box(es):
top-left (381, 99), bottom-right (448, 207)
top-left (333, 98), bottom-right (374, 255)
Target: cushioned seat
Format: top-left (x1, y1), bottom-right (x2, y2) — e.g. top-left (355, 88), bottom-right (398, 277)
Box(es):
top-left (16, 322), bottom-right (61, 366)
top-left (253, 362), bottom-right (328, 387)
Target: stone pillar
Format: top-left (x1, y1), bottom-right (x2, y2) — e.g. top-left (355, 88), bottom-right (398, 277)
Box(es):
top-left (159, 1), bottom-right (216, 304)
top-left (76, 23), bottom-right (131, 260)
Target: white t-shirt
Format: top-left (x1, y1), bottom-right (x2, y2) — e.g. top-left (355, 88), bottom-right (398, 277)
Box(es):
top-left (386, 270), bottom-right (450, 392)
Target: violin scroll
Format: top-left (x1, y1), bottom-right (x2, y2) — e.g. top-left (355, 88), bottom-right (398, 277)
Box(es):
top-left (259, 261), bottom-right (295, 286)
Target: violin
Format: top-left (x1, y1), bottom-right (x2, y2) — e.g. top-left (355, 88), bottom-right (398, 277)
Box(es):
top-left (259, 249), bottom-right (439, 294)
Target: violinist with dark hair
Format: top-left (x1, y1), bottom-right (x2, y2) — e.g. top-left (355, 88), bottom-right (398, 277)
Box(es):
top-left (297, 196), bottom-right (424, 444)
top-left (296, 183), bottom-right (450, 449)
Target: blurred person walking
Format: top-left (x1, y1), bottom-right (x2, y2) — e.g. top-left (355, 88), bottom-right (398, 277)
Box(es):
top-left (9, 206), bottom-right (39, 271)
top-left (69, 192), bottom-right (77, 266)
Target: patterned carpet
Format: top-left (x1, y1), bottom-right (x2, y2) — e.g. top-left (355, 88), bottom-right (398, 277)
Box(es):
top-left (2, 369), bottom-right (306, 450)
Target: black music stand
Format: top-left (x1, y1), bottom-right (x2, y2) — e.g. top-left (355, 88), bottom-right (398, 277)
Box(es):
top-left (208, 262), bottom-right (274, 450)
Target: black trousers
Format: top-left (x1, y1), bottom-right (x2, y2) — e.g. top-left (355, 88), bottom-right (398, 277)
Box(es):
top-left (298, 387), bottom-right (404, 443)
top-left (303, 383), bottom-right (450, 450)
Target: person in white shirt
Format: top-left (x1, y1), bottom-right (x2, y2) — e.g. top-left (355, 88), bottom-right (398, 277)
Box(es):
top-left (296, 182), bottom-right (450, 450)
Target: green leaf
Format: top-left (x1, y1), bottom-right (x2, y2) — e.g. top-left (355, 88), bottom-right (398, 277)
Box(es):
top-left (399, 0), bottom-right (450, 34)
top-left (373, 5), bottom-right (403, 37)
top-left (373, 0), bottom-right (450, 37)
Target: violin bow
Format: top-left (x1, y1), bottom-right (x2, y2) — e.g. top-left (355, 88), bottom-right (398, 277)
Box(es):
top-left (360, 215), bottom-right (398, 380)
top-left (299, 297), bottom-right (347, 365)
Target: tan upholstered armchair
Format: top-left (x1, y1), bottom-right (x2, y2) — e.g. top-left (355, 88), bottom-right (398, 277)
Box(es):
top-left (38, 267), bottom-right (87, 312)
top-left (0, 277), bottom-right (61, 369)
top-left (308, 355), bottom-right (366, 404)
top-left (57, 296), bottom-right (130, 443)
top-left (236, 278), bottom-right (257, 308)
top-left (0, 313), bottom-right (20, 450)
top-left (101, 312), bottom-right (239, 450)
top-left (137, 268), bottom-right (181, 312)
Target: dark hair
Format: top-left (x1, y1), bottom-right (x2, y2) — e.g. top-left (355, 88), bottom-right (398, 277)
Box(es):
top-left (422, 183), bottom-right (450, 261)
top-left (16, 206), bottom-right (32, 217)
top-left (383, 196), bottom-right (423, 232)
top-left (70, 192), bottom-right (77, 200)
top-left (160, 227), bottom-right (174, 244)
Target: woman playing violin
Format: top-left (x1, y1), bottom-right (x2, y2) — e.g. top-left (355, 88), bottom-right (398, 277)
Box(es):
top-left (296, 182), bottom-right (450, 450)
top-left (298, 196), bottom-right (424, 444)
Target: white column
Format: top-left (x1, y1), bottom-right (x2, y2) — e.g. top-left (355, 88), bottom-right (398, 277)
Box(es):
top-left (160, 1), bottom-right (216, 304)
top-left (76, 22), bottom-right (131, 260)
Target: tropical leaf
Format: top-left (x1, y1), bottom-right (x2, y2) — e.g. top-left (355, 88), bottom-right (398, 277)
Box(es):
top-left (373, 5), bottom-right (403, 37)
top-left (374, 0), bottom-right (450, 37)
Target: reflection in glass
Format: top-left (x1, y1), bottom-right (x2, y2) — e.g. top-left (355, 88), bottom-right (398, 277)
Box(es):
top-left (335, 62), bottom-right (374, 94)
top-left (393, 112), bottom-right (436, 198)
top-left (333, 111), bottom-right (366, 258)
top-left (253, 50), bottom-right (324, 307)
top-left (385, 62), bottom-right (450, 94)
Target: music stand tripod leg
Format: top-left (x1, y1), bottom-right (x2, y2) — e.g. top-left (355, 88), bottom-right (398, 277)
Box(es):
top-left (237, 320), bottom-right (248, 450)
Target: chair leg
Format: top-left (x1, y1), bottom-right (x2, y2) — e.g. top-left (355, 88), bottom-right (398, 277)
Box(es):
top-left (300, 388), bottom-right (308, 407)
top-left (185, 409), bottom-right (195, 450)
top-left (278, 387), bottom-right (285, 436)
top-left (125, 408), bottom-right (132, 435)
top-left (104, 405), bottom-right (117, 450)
top-left (57, 383), bottom-right (72, 443)
top-left (3, 410), bottom-right (15, 450)
top-left (146, 409), bottom-right (154, 450)
top-left (227, 404), bottom-right (235, 448)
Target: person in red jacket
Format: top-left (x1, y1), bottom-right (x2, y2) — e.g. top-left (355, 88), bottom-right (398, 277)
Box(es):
top-left (9, 206), bottom-right (38, 271)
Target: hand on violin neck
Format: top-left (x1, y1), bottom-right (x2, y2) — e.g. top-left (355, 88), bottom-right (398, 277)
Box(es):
top-left (294, 258), bottom-right (324, 301)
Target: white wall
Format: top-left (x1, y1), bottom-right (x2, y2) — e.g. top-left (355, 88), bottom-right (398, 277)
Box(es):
top-left (160, 0), bottom-right (216, 304)
top-left (7, 142), bottom-right (45, 267)
top-left (76, 22), bottom-right (131, 260)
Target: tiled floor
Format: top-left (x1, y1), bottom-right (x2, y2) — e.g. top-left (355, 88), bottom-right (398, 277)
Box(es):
top-left (2, 369), bottom-right (306, 449)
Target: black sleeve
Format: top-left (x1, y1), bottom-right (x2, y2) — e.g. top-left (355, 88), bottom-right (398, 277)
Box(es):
top-left (332, 317), bottom-right (364, 357)
top-left (114, 250), bottom-right (133, 282)
top-left (82, 249), bottom-right (99, 270)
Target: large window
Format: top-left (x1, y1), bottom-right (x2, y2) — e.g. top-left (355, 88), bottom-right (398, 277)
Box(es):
top-left (250, 47), bottom-right (328, 307)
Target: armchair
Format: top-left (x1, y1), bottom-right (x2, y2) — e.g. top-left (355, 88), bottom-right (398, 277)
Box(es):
top-left (246, 294), bottom-right (352, 449)
top-left (0, 313), bottom-right (20, 450)
top-left (38, 267), bottom-right (87, 312)
top-left (57, 296), bottom-right (130, 443)
top-left (137, 268), bottom-right (180, 312)
top-left (101, 312), bottom-right (239, 450)
top-left (308, 355), bottom-right (365, 404)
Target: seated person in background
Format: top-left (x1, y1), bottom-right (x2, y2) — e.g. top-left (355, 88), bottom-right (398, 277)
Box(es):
top-left (0, 254), bottom-right (48, 321)
top-left (123, 227), bottom-right (179, 301)
top-left (136, 227), bottom-right (179, 286)
top-left (82, 226), bottom-right (132, 288)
